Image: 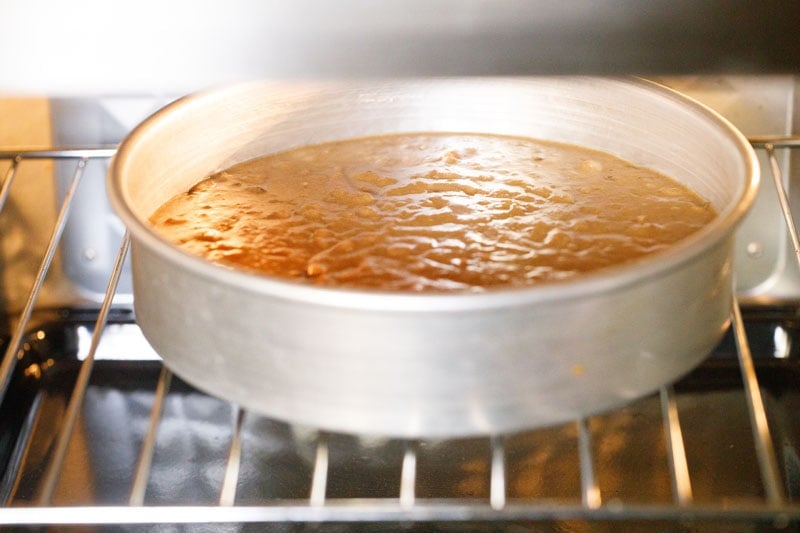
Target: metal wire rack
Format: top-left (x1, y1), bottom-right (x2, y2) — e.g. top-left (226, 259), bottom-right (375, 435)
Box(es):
top-left (0, 138), bottom-right (798, 527)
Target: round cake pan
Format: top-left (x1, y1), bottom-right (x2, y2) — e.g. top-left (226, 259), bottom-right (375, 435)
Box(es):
top-left (108, 78), bottom-right (758, 438)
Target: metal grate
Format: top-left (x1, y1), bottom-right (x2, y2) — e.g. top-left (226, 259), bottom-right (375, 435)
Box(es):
top-left (0, 140), bottom-right (799, 526)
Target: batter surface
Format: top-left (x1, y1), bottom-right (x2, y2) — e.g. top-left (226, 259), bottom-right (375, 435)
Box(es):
top-left (150, 133), bottom-right (716, 291)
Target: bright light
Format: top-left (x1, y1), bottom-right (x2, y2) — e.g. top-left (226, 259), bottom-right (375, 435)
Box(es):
top-left (773, 325), bottom-right (790, 359)
top-left (76, 324), bottom-right (161, 361)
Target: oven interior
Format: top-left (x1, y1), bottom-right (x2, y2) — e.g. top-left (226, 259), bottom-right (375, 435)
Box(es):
top-left (1, 4), bottom-right (800, 530)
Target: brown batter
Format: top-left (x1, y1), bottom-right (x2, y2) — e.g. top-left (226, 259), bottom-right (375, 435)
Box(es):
top-left (150, 133), bottom-right (716, 292)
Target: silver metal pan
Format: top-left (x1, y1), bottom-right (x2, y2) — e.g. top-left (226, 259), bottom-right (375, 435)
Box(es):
top-left (108, 78), bottom-right (758, 437)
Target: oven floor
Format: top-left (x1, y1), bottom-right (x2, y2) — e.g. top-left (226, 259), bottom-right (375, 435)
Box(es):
top-left (0, 305), bottom-right (799, 527)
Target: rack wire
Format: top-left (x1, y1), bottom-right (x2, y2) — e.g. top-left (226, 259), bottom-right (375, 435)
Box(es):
top-left (0, 140), bottom-right (798, 526)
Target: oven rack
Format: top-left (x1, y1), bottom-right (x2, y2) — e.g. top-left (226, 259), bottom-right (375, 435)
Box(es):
top-left (0, 139), bottom-right (798, 527)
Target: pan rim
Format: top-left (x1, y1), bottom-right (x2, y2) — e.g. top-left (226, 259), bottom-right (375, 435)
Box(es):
top-left (107, 76), bottom-right (759, 313)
